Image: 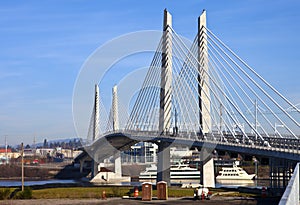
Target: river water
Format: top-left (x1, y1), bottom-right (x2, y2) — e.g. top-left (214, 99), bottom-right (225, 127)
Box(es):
top-left (0, 179), bottom-right (78, 187)
top-left (0, 179), bottom-right (270, 188)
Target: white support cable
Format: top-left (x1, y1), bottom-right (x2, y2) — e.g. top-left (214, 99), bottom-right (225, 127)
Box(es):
top-left (136, 60), bottom-right (161, 129)
top-left (172, 33), bottom-right (237, 141)
top-left (174, 32), bottom-right (266, 143)
top-left (205, 32), bottom-right (297, 138)
top-left (87, 109), bottom-right (95, 144)
top-left (144, 86), bottom-right (160, 130)
top-left (127, 51), bottom-right (161, 129)
top-left (171, 30), bottom-right (255, 142)
top-left (142, 66), bottom-right (168, 131)
top-left (170, 35), bottom-right (200, 134)
top-left (127, 40), bottom-right (163, 129)
top-left (118, 97), bottom-right (130, 130)
top-left (205, 52), bottom-right (242, 129)
top-left (188, 38), bottom-right (231, 138)
top-left (207, 42), bottom-right (273, 138)
top-left (106, 108), bottom-right (113, 132)
top-left (146, 89), bottom-right (160, 131)
top-left (126, 48), bottom-right (162, 130)
top-left (172, 53), bottom-right (220, 141)
top-left (206, 27), bottom-right (300, 114)
top-left (173, 41), bottom-right (206, 132)
top-left (136, 85), bottom-right (159, 130)
top-left (204, 56), bottom-right (250, 141)
top-left (171, 55), bottom-right (196, 133)
top-left (99, 91), bottom-right (111, 134)
top-left (172, 51), bottom-right (203, 134)
top-left (206, 46), bottom-right (276, 139)
top-left (205, 32), bottom-right (287, 137)
top-left (205, 27), bottom-right (299, 132)
top-left (172, 40), bottom-right (203, 133)
top-left (149, 107), bottom-right (160, 131)
top-left (171, 36), bottom-right (227, 141)
top-left (206, 57), bottom-right (252, 139)
top-left (208, 51), bottom-right (275, 139)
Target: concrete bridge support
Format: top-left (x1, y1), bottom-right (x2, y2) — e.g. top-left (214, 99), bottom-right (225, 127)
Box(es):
top-left (157, 9), bottom-right (172, 185)
top-left (269, 158), bottom-right (295, 190)
top-left (112, 85), bottom-right (122, 178)
top-left (157, 141), bottom-right (171, 185)
top-left (91, 155), bottom-right (98, 178)
top-left (199, 148), bottom-right (215, 188)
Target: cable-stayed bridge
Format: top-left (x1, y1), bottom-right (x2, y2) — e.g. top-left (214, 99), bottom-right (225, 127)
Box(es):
top-left (78, 9), bottom-right (299, 191)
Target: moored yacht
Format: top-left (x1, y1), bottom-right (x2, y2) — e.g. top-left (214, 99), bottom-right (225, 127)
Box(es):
top-left (139, 163), bottom-right (201, 182)
top-left (216, 164), bottom-right (255, 180)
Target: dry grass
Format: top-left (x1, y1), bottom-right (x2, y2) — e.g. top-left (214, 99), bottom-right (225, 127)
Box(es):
top-left (31, 186), bottom-right (258, 199)
top-left (32, 187), bottom-right (130, 199)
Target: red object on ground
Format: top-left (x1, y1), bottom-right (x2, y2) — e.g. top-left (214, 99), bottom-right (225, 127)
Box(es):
top-left (134, 187), bottom-right (139, 198)
top-left (261, 187), bottom-right (267, 198)
top-left (201, 190), bottom-right (205, 200)
top-left (102, 190), bottom-right (107, 200)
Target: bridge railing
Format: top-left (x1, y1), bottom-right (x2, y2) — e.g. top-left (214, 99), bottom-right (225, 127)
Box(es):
top-left (279, 162), bottom-right (300, 205)
top-left (95, 130), bottom-right (300, 155)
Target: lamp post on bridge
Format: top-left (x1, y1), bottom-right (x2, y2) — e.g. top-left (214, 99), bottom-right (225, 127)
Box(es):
top-left (274, 123), bottom-right (284, 136)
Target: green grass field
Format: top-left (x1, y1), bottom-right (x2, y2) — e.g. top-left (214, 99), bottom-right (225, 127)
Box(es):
top-left (32, 187), bottom-right (197, 199)
top-left (0, 186), bottom-right (260, 200)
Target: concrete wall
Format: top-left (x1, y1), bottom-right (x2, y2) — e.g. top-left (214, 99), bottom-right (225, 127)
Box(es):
top-left (279, 163), bottom-right (299, 205)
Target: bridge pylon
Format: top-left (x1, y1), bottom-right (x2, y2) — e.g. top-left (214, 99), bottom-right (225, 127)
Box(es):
top-left (157, 9), bottom-right (172, 185)
top-left (91, 84), bottom-right (100, 178)
top-left (197, 10), bottom-right (215, 188)
top-left (198, 10), bottom-right (211, 134)
top-left (112, 85), bottom-right (122, 178)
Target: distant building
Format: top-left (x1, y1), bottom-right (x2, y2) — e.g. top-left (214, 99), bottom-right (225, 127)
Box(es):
top-left (121, 142), bottom-right (157, 164)
top-left (0, 148), bottom-right (20, 164)
top-left (120, 142), bottom-right (193, 165)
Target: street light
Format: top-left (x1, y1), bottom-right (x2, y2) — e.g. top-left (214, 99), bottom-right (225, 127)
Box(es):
top-left (21, 142), bottom-right (24, 191)
top-left (253, 157), bottom-right (258, 187)
top-left (274, 123), bottom-right (284, 136)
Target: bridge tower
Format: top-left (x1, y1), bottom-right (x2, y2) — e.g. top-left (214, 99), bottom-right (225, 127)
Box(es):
top-left (91, 84), bottom-right (100, 178)
top-left (198, 10), bottom-right (215, 188)
top-left (198, 9), bottom-right (211, 134)
top-left (157, 9), bottom-right (172, 185)
top-left (112, 85), bottom-right (122, 178)
top-left (93, 84), bottom-right (100, 141)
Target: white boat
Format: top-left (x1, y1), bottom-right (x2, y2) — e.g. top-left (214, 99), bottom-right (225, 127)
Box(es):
top-left (139, 163), bottom-right (201, 182)
top-left (216, 164), bottom-right (255, 180)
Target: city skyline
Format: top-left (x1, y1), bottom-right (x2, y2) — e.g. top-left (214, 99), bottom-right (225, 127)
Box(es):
top-left (0, 0), bottom-right (299, 145)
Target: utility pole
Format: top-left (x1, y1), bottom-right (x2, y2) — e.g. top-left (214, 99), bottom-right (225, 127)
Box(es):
top-left (254, 99), bottom-right (258, 141)
top-left (5, 136), bottom-right (8, 165)
top-left (33, 136), bottom-right (36, 159)
top-left (21, 142), bottom-right (24, 191)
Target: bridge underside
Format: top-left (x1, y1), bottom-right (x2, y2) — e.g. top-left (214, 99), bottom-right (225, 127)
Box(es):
top-left (79, 132), bottom-right (300, 187)
top-left (84, 132), bottom-right (300, 164)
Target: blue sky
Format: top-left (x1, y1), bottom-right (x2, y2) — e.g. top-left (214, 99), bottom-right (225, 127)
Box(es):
top-left (0, 0), bottom-right (299, 145)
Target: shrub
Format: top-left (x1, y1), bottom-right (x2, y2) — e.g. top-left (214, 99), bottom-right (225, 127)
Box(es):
top-left (14, 187), bottom-right (32, 199)
top-left (111, 187), bottom-right (121, 197)
top-left (0, 188), bottom-right (11, 200)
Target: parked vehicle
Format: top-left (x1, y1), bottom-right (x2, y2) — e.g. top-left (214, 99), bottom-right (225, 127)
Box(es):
top-left (193, 186), bottom-right (211, 200)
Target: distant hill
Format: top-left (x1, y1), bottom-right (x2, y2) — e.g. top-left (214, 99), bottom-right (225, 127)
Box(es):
top-left (13, 138), bottom-right (84, 149)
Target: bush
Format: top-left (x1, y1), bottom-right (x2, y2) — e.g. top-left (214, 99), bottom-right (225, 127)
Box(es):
top-left (110, 187), bottom-right (121, 197)
top-left (0, 188), bottom-right (11, 200)
top-left (14, 187), bottom-right (32, 199)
